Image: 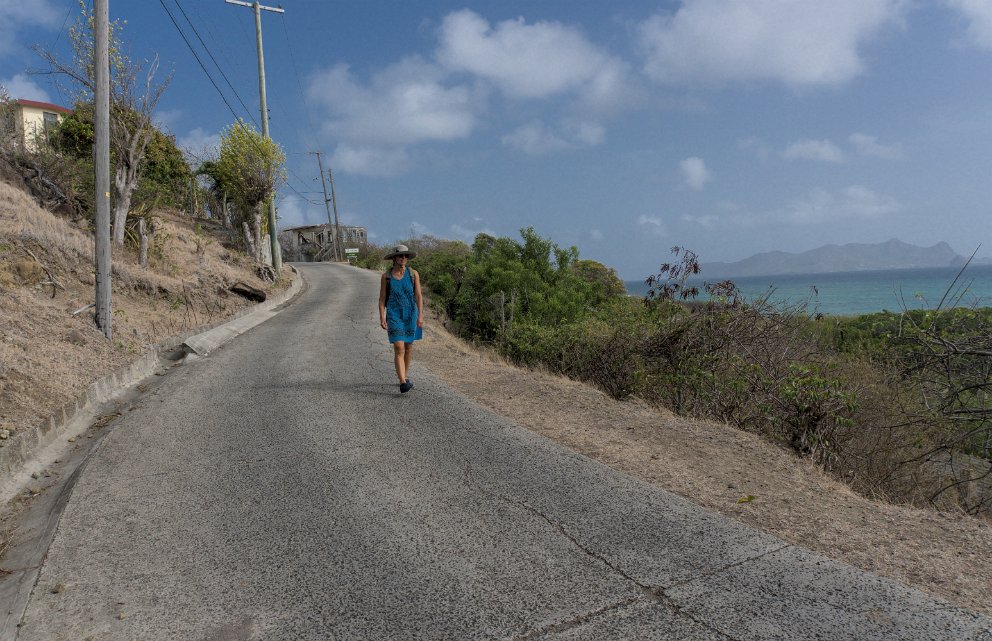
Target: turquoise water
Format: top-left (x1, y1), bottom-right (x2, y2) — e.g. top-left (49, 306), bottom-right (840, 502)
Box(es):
top-left (624, 265), bottom-right (992, 317)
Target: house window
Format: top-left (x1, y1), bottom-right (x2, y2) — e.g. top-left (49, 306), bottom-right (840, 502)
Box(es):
top-left (42, 112), bottom-right (59, 142)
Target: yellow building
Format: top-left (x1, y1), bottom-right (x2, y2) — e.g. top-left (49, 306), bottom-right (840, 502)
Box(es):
top-left (12, 99), bottom-right (72, 151)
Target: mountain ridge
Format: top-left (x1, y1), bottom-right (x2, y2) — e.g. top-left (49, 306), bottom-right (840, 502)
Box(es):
top-left (702, 239), bottom-right (989, 277)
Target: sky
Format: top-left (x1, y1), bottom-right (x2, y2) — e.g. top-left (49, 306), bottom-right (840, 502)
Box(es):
top-left (2, 0), bottom-right (991, 279)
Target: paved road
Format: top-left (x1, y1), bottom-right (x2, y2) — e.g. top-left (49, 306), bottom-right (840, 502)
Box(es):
top-left (17, 263), bottom-right (992, 640)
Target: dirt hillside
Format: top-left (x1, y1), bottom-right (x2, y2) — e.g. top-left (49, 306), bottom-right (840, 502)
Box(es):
top-left (2, 177), bottom-right (990, 618)
top-left (0, 180), bottom-right (288, 442)
top-left (416, 309), bottom-right (992, 617)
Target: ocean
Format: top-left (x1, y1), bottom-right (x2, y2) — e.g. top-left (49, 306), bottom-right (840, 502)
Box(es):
top-left (624, 265), bottom-right (992, 317)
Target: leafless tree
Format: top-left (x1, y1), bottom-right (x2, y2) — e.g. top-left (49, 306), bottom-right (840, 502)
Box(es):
top-left (33, 3), bottom-right (171, 246)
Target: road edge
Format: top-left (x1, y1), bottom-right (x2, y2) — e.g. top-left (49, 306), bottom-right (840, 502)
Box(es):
top-left (0, 266), bottom-right (305, 506)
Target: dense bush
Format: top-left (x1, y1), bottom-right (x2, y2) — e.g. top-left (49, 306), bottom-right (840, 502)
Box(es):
top-left (26, 103), bottom-right (197, 222)
top-left (414, 228), bottom-right (621, 344)
top-left (413, 236), bottom-right (991, 515)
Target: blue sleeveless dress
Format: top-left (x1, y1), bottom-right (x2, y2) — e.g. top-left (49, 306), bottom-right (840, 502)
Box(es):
top-left (386, 267), bottom-right (423, 344)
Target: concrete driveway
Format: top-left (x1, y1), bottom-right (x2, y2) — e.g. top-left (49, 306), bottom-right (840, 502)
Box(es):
top-left (15, 262), bottom-right (992, 640)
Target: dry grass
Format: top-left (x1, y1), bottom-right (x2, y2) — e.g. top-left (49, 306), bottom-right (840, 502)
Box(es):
top-left (417, 308), bottom-right (992, 616)
top-left (0, 181), bottom-right (288, 439)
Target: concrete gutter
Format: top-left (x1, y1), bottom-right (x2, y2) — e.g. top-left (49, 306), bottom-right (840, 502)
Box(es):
top-left (0, 267), bottom-right (304, 507)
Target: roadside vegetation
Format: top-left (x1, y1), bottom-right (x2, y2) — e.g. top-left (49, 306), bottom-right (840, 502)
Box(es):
top-left (0, 6), bottom-right (290, 439)
top-left (359, 233), bottom-right (992, 517)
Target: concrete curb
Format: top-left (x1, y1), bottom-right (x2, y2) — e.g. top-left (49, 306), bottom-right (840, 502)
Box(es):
top-left (0, 267), bottom-right (304, 505)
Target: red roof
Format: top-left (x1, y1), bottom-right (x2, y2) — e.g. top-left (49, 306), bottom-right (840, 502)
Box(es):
top-left (15, 99), bottom-right (72, 114)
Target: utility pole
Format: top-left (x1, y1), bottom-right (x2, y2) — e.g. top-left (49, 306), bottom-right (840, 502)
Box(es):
top-left (310, 151), bottom-right (339, 262)
top-left (94, 0), bottom-right (112, 339)
top-left (225, 0), bottom-right (282, 275)
top-left (327, 166), bottom-right (342, 262)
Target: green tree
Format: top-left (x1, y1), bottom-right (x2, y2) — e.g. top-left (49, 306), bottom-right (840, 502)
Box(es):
top-left (571, 259), bottom-right (627, 305)
top-left (52, 103), bottom-right (193, 212)
top-left (134, 127), bottom-right (194, 210)
top-left (35, 1), bottom-right (171, 246)
top-left (214, 119), bottom-right (286, 220)
top-left (212, 119), bottom-right (286, 255)
top-left (0, 87), bottom-right (19, 151)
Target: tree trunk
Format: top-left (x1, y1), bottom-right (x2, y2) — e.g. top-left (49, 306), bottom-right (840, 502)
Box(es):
top-left (222, 192), bottom-right (230, 229)
top-left (243, 220), bottom-right (256, 260)
top-left (138, 218), bottom-right (148, 267)
top-left (111, 114), bottom-right (155, 246)
top-left (253, 210), bottom-right (262, 263)
top-left (111, 166), bottom-right (134, 246)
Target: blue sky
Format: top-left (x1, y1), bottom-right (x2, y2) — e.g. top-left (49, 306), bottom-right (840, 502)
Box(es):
top-left (2, 0), bottom-right (991, 279)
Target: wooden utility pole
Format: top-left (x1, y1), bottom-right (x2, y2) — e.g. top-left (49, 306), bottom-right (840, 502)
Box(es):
top-left (94, 0), bottom-right (112, 339)
top-left (225, 0), bottom-right (283, 274)
top-left (328, 166), bottom-right (342, 262)
top-left (310, 151), bottom-right (339, 261)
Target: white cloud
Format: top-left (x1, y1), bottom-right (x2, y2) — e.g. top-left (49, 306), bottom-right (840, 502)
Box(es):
top-left (679, 157), bottom-right (711, 190)
top-left (502, 120), bottom-right (605, 155)
top-left (154, 108), bottom-right (183, 132)
top-left (783, 139), bottom-right (845, 163)
top-left (450, 221), bottom-right (496, 241)
top-left (849, 132), bottom-right (904, 159)
top-left (682, 188), bottom-right (897, 229)
top-left (783, 185), bottom-right (898, 223)
top-left (307, 58), bottom-right (480, 147)
top-left (590, 229), bottom-right (605, 241)
top-left (0, 73), bottom-right (51, 102)
top-left (436, 9), bottom-right (632, 107)
top-left (639, 0), bottom-right (907, 86)
top-left (0, 0), bottom-right (61, 56)
top-left (177, 127), bottom-right (221, 163)
top-left (637, 214), bottom-right (667, 237)
top-left (330, 144), bottom-right (412, 177)
top-left (946, 0), bottom-right (992, 48)
top-left (502, 122), bottom-right (570, 155)
top-left (570, 121), bottom-right (606, 146)
top-left (681, 213), bottom-right (720, 229)
top-left (409, 221), bottom-right (432, 237)
top-left (276, 195), bottom-right (323, 230)
top-left (739, 137), bottom-right (770, 161)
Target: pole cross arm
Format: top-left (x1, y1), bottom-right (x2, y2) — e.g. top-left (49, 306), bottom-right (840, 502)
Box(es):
top-left (224, 0), bottom-right (284, 13)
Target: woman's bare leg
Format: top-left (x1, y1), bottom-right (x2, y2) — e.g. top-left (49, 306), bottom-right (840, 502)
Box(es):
top-left (403, 343), bottom-right (413, 378)
top-left (393, 342), bottom-right (406, 384)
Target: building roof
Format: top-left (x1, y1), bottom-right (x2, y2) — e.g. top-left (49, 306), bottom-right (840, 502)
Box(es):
top-left (281, 223), bottom-right (365, 233)
top-left (14, 99), bottom-right (73, 114)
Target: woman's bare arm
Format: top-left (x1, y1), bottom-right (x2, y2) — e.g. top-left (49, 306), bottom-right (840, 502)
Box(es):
top-left (379, 273), bottom-right (389, 329)
top-left (413, 269), bottom-right (424, 327)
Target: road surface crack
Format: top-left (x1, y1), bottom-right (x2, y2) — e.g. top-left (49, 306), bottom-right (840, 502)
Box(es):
top-left (461, 463), bottom-right (755, 640)
top-left (661, 541), bottom-right (790, 592)
top-left (501, 596), bottom-right (643, 641)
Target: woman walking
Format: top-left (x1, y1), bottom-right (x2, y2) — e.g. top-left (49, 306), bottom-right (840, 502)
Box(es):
top-left (378, 244), bottom-right (424, 393)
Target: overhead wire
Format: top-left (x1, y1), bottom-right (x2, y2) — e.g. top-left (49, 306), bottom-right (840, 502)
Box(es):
top-left (171, 0), bottom-right (260, 129)
top-left (155, 0), bottom-right (249, 129)
top-left (45, 3), bottom-right (77, 107)
top-left (155, 0), bottom-right (323, 207)
top-left (186, 0), bottom-right (246, 87)
top-left (183, 2), bottom-right (321, 204)
top-left (278, 12), bottom-right (321, 147)
top-left (277, 12), bottom-right (344, 217)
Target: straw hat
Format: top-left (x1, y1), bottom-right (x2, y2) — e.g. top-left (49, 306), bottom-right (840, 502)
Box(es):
top-left (384, 244), bottom-right (417, 259)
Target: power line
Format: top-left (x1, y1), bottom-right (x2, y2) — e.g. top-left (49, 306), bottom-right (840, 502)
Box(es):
top-left (171, 0), bottom-right (259, 129)
top-left (278, 12), bottom-right (320, 148)
top-left (156, 0), bottom-right (250, 127)
top-left (46, 3), bottom-right (76, 107)
top-left (186, 0), bottom-right (245, 86)
top-left (156, 0), bottom-right (323, 212)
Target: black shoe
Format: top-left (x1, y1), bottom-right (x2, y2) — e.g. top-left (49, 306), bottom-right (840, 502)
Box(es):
top-left (400, 381), bottom-right (413, 393)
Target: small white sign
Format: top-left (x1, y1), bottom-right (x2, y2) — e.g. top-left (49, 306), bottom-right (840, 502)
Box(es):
top-left (344, 248), bottom-right (360, 255)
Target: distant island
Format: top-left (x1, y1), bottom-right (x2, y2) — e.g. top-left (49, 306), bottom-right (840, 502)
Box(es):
top-left (702, 239), bottom-right (990, 278)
